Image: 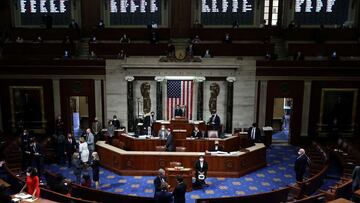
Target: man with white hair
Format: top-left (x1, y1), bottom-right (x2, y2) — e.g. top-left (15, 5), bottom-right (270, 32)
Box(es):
top-left (294, 148), bottom-right (310, 182)
top-left (154, 168), bottom-right (167, 196)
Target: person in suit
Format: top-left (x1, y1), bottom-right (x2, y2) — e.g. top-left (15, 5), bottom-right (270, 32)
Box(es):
top-left (294, 148), bottom-right (310, 182)
top-left (92, 117), bottom-right (102, 139)
top-left (107, 120), bottom-right (115, 145)
top-left (72, 152), bottom-right (82, 184)
top-left (65, 133), bottom-right (77, 168)
top-left (194, 156), bottom-right (208, 189)
top-left (30, 138), bottom-right (44, 176)
top-left (173, 175), bottom-right (186, 203)
top-left (143, 111), bottom-right (155, 131)
top-left (154, 182), bottom-right (173, 203)
top-left (153, 169), bottom-right (167, 195)
top-left (247, 123), bottom-right (261, 145)
top-left (174, 105), bottom-right (183, 117)
top-left (208, 140), bottom-right (224, 152)
top-left (223, 33), bottom-right (232, 44)
top-left (191, 126), bottom-right (202, 139)
top-left (85, 128), bottom-right (95, 159)
top-left (112, 115), bottom-right (121, 129)
top-left (55, 115), bottom-right (64, 135)
top-left (20, 129), bottom-right (31, 171)
top-left (91, 152), bottom-right (100, 188)
top-left (165, 129), bottom-right (174, 151)
top-left (158, 125), bottom-right (168, 139)
top-left (207, 112), bottom-right (221, 131)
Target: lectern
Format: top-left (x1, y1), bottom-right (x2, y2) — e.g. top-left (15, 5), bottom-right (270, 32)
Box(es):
top-left (165, 167), bottom-right (193, 192)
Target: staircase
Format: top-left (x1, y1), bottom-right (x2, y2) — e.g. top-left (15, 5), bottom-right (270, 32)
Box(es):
top-left (78, 38), bottom-right (90, 58)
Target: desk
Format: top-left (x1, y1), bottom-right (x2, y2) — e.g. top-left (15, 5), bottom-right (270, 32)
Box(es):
top-left (327, 198), bottom-right (354, 203)
top-left (12, 194), bottom-right (57, 203)
top-left (115, 133), bottom-right (242, 152)
top-left (97, 141), bottom-right (267, 177)
top-left (153, 119), bottom-right (206, 137)
top-left (165, 168), bottom-right (192, 192)
top-left (354, 189), bottom-right (360, 198)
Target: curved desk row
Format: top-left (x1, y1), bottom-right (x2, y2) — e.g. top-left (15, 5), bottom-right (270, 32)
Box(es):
top-left (96, 141), bottom-right (267, 177)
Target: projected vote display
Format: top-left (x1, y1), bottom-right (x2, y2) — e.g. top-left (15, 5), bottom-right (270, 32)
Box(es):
top-left (19, 0), bottom-right (72, 25)
top-left (201, 0), bottom-right (254, 25)
top-left (294, 0), bottom-right (350, 25)
top-left (109, 0), bottom-right (161, 25)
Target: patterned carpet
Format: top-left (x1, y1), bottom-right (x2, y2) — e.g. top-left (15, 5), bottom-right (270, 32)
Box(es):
top-left (45, 145), bottom-right (298, 203)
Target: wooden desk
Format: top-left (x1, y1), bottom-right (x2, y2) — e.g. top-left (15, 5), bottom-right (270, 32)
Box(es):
top-left (354, 189), bottom-right (360, 198)
top-left (12, 194), bottom-right (57, 203)
top-left (97, 141), bottom-right (267, 177)
top-left (165, 168), bottom-right (192, 192)
top-left (327, 198), bottom-right (354, 203)
top-left (0, 178), bottom-right (10, 188)
top-left (115, 133), bottom-right (242, 152)
top-left (153, 119), bottom-right (206, 137)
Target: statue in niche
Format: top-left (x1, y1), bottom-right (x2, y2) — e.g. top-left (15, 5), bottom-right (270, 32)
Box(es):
top-left (209, 83), bottom-right (220, 113)
top-left (140, 82), bottom-right (151, 114)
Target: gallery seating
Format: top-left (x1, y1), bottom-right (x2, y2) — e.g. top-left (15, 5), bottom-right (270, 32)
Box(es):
top-left (91, 28), bottom-right (171, 41)
top-left (89, 43), bottom-right (168, 57)
top-left (9, 28), bottom-right (81, 41)
top-left (193, 43), bottom-right (274, 56)
top-left (320, 178), bottom-right (353, 201)
top-left (287, 43), bottom-right (360, 57)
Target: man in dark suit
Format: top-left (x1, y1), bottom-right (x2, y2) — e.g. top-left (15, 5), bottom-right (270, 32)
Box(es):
top-left (154, 169), bottom-right (167, 195)
top-left (194, 156), bottom-right (208, 189)
top-left (20, 129), bottom-right (31, 171)
top-left (143, 111), bottom-right (155, 130)
top-left (208, 140), bottom-right (224, 152)
top-left (294, 148), bottom-right (310, 182)
top-left (154, 182), bottom-right (173, 203)
top-left (30, 138), bottom-right (44, 175)
top-left (173, 175), bottom-right (186, 203)
top-left (191, 126), bottom-right (202, 139)
top-left (112, 115), bottom-right (121, 129)
top-left (65, 133), bottom-right (77, 168)
top-left (165, 129), bottom-right (175, 151)
top-left (207, 112), bottom-right (221, 131)
top-left (247, 123), bottom-right (261, 145)
top-left (174, 105), bottom-right (183, 117)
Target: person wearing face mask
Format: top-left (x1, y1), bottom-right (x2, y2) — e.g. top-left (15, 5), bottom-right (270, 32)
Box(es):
top-left (112, 115), bottom-right (121, 129)
top-left (65, 133), bottom-right (77, 168)
top-left (191, 126), bottom-right (202, 139)
top-left (20, 129), bottom-right (31, 171)
top-left (20, 167), bottom-right (40, 199)
top-left (30, 138), bottom-right (43, 176)
top-left (194, 156), bottom-right (208, 189)
top-left (165, 129), bottom-right (174, 152)
top-left (72, 152), bottom-right (82, 184)
top-left (294, 148), bottom-right (310, 182)
top-left (157, 125), bottom-right (168, 139)
top-left (208, 140), bottom-right (224, 152)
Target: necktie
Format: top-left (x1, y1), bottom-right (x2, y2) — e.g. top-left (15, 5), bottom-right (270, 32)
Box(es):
top-left (251, 128), bottom-right (256, 140)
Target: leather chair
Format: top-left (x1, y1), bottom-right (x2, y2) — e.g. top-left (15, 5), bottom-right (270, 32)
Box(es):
top-left (176, 146), bottom-right (186, 152)
top-left (156, 146), bottom-right (166, 151)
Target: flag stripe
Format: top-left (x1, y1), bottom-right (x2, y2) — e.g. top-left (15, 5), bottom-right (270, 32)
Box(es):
top-left (167, 80), bottom-right (193, 120)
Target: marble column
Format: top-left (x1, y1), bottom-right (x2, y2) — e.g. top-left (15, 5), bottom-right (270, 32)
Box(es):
top-left (226, 77), bottom-right (236, 133)
top-left (301, 81), bottom-right (312, 137)
top-left (155, 77), bottom-right (165, 120)
top-left (196, 77), bottom-right (205, 121)
top-left (126, 76), bottom-right (135, 132)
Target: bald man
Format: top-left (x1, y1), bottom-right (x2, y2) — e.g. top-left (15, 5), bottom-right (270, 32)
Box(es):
top-left (294, 148), bottom-right (310, 182)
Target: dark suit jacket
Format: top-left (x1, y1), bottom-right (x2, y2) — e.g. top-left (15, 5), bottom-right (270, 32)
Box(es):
top-left (294, 154), bottom-right (309, 176)
top-left (112, 119), bottom-right (120, 129)
top-left (143, 115), bottom-right (151, 129)
top-left (208, 114), bottom-right (221, 130)
top-left (153, 175), bottom-right (167, 193)
top-left (174, 109), bottom-right (183, 117)
top-left (65, 138), bottom-right (77, 155)
top-left (173, 182), bottom-right (187, 203)
top-left (209, 144), bottom-right (224, 152)
top-left (166, 134), bottom-right (174, 151)
top-left (247, 127), bottom-right (261, 143)
top-left (154, 190), bottom-right (173, 203)
top-left (30, 142), bottom-right (43, 158)
top-left (194, 160), bottom-right (208, 177)
top-left (191, 131), bottom-right (202, 139)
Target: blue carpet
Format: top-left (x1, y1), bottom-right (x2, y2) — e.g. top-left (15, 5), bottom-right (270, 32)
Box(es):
top-left (45, 145), bottom-right (298, 203)
top-left (273, 131), bottom-right (289, 141)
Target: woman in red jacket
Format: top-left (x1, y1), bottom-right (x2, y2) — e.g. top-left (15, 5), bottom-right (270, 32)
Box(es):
top-left (20, 167), bottom-right (40, 199)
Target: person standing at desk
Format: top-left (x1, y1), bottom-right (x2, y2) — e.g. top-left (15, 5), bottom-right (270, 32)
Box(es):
top-left (207, 111), bottom-right (221, 131)
top-left (174, 105), bottom-right (183, 117)
top-left (158, 125), bottom-right (168, 139)
top-left (194, 156), bottom-right (208, 189)
top-left (20, 167), bottom-right (40, 199)
top-left (191, 126), bottom-right (202, 139)
top-left (247, 123), bottom-right (261, 145)
top-left (173, 175), bottom-right (187, 203)
top-left (165, 129), bottom-right (174, 151)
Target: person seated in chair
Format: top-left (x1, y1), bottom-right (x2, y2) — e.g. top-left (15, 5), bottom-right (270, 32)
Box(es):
top-left (208, 140), bottom-right (224, 152)
top-left (194, 156), bottom-right (208, 189)
top-left (157, 125), bottom-right (168, 139)
top-left (191, 126), bottom-right (202, 139)
top-left (174, 105), bottom-right (183, 117)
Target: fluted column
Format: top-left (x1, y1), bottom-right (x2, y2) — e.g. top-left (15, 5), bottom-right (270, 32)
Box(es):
top-left (196, 77), bottom-right (206, 121)
top-left (155, 77), bottom-right (165, 120)
top-left (226, 77), bottom-right (236, 133)
top-left (126, 76), bottom-right (135, 132)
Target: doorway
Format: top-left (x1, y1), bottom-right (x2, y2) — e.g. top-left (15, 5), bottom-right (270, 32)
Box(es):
top-left (272, 98), bottom-right (293, 143)
top-left (69, 96), bottom-right (89, 138)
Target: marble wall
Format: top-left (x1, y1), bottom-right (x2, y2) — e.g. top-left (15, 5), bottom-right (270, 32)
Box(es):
top-left (105, 58), bottom-right (257, 132)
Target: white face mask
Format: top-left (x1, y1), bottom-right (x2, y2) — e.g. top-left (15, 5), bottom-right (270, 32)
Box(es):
top-left (26, 172), bottom-right (30, 176)
top-left (298, 151), bottom-right (302, 155)
top-left (199, 159), bottom-right (204, 162)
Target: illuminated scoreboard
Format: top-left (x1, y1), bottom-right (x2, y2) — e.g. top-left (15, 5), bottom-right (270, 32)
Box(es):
top-left (201, 0), bottom-right (254, 25)
top-left (109, 0), bottom-right (161, 25)
top-left (294, 0), bottom-right (350, 25)
top-left (19, 0), bottom-right (72, 25)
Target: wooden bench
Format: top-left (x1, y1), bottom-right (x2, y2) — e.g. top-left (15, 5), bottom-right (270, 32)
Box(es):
top-left (320, 178), bottom-right (353, 201)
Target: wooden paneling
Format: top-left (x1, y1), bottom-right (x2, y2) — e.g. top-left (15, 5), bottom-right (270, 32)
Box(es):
top-left (81, 0), bottom-right (101, 29)
top-left (171, 0), bottom-right (192, 37)
top-left (265, 81), bottom-right (304, 145)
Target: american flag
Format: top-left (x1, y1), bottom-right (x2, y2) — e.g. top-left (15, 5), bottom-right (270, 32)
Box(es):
top-left (167, 80), bottom-right (194, 120)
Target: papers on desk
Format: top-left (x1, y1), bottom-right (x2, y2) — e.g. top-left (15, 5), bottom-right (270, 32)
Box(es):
top-left (208, 151), bottom-right (229, 156)
top-left (262, 126), bottom-right (273, 131)
top-left (138, 135), bottom-right (151, 139)
top-left (13, 193), bottom-right (37, 202)
top-left (157, 120), bottom-right (170, 124)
